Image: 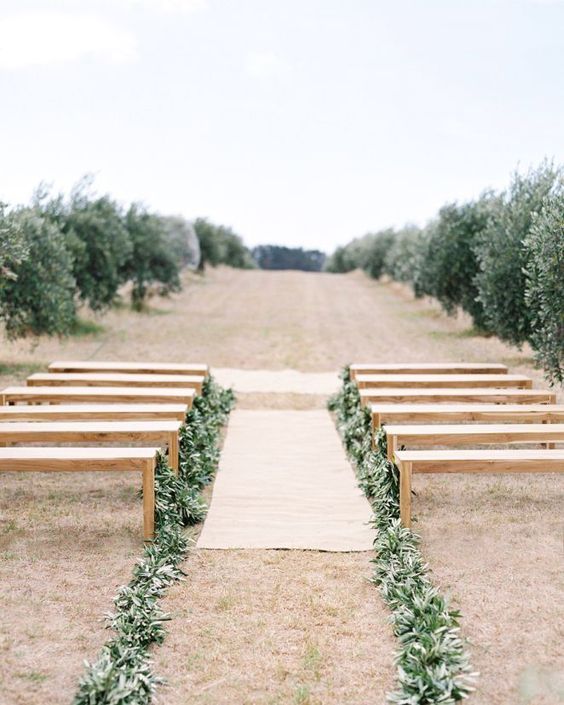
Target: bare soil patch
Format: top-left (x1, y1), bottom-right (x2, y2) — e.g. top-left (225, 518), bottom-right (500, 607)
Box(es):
top-left (1, 267), bottom-right (562, 703)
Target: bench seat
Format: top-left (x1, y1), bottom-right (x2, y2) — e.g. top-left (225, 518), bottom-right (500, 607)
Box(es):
top-left (0, 420), bottom-right (182, 472)
top-left (0, 446), bottom-right (161, 538)
top-left (48, 360), bottom-right (209, 376)
top-left (350, 362), bottom-right (508, 379)
top-left (394, 449), bottom-right (564, 527)
top-left (385, 423), bottom-right (564, 460)
top-left (371, 403), bottom-right (564, 429)
top-left (359, 388), bottom-right (556, 405)
top-left (355, 373), bottom-right (532, 389)
top-left (1, 386), bottom-right (195, 406)
top-left (0, 403), bottom-right (188, 422)
top-left (27, 372), bottom-right (204, 393)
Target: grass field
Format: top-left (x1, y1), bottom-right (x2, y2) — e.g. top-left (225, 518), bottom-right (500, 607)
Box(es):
top-left (0, 267), bottom-right (562, 705)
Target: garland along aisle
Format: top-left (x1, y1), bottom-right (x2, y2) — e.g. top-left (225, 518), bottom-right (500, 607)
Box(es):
top-left (329, 368), bottom-right (477, 704)
top-left (73, 376), bottom-right (235, 705)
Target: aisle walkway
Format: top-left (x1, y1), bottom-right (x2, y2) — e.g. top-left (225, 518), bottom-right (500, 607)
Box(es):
top-left (197, 409), bottom-right (374, 551)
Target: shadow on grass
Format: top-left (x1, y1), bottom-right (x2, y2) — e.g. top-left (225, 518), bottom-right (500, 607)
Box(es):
top-left (70, 318), bottom-right (106, 337)
top-left (0, 361), bottom-right (46, 377)
top-left (428, 325), bottom-right (495, 340)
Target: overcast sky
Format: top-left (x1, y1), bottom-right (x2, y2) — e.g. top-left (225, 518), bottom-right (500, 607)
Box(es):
top-left (0, 0), bottom-right (562, 251)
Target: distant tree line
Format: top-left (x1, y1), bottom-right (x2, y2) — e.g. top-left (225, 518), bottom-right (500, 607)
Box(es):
top-left (252, 245), bottom-right (326, 271)
top-left (0, 177), bottom-right (254, 340)
top-left (325, 161), bottom-right (564, 385)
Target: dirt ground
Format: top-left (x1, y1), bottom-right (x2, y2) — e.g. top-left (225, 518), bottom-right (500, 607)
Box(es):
top-left (1, 267), bottom-right (562, 704)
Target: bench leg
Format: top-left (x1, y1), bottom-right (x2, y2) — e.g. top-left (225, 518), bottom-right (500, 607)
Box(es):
top-left (542, 419), bottom-right (555, 449)
top-left (143, 459), bottom-right (156, 540)
top-left (371, 414), bottom-right (380, 449)
top-left (169, 431), bottom-right (179, 475)
top-left (386, 433), bottom-right (397, 462)
top-left (399, 461), bottom-right (412, 528)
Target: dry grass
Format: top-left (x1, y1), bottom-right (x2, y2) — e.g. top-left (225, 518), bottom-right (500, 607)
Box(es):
top-left (0, 267), bottom-right (562, 704)
top-left (154, 550), bottom-right (394, 705)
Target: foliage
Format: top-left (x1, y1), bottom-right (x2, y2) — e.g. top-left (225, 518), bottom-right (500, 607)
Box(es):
top-left (524, 185), bottom-right (564, 384)
top-left (0, 207), bottom-right (76, 339)
top-left (123, 205), bottom-right (184, 310)
top-left (159, 216), bottom-right (200, 270)
top-left (329, 369), bottom-right (476, 703)
top-left (323, 229), bottom-right (395, 279)
top-left (382, 225), bottom-right (424, 284)
top-left (416, 195), bottom-right (499, 330)
top-left (324, 245), bottom-right (356, 273)
top-left (475, 162), bottom-right (560, 346)
top-left (36, 180), bottom-right (133, 312)
top-left (0, 202), bottom-right (29, 279)
top-left (73, 376), bottom-right (234, 705)
top-left (252, 245), bottom-right (326, 271)
top-left (193, 217), bottom-right (255, 271)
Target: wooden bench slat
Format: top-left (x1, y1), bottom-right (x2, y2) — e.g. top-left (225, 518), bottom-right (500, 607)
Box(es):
top-left (0, 446), bottom-right (160, 538)
top-left (27, 373), bottom-right (204, 392)
top-left (359, 388), bottom-right (556, 405)
top-left (1, 387), bottom-right (195, 406)
top-left (355, 374), bottom-right (532, 389)
top-left (0, 420), bottom-right (182, 471)
top-left (393, 449), bottom-right (564, 527)
top-left (351, 362), bottom-right (508, 378)
top-left (48, 360), bottom-right (209, 376)
top-left (385, 423), bottom-right (564, 459)
top-left (0, 404), bottom-right (188, 421)
top-left (371, 403), bottom-right (564, 427)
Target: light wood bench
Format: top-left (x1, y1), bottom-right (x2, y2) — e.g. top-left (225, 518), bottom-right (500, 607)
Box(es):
top-left (1, 387), bottom-right (195, 407)
top-left (371, 404), bottom-right (564, 431)
top-left (359, 388), bottom-right (557, 406)
top-left (394, 449), bottom-right (564, 527)
top-left (350, 362), bottom-right (508, 379)
top-left (0, 420), bottom-right (183, 472)
top-left (49, 360), bottom-right (209, 376)
top-left (27, 373), bottom-right (204, 394)
top-left (355, 373), bottom-right (532, 390)
top-left (0, 447), bottom-right (160, 539)
top-left (385, 423), bottom-right (564, 460)
top-left (0, 404), bottom-right (189, 422)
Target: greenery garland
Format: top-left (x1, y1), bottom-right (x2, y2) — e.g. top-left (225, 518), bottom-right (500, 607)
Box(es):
top-left (329, 368), bottom-right (477, 704)
top-left (73, 375), bottom-right (234, 705)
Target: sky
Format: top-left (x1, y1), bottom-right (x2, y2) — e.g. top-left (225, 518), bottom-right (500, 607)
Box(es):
top-left (0, 0), bottom-right (563, 252)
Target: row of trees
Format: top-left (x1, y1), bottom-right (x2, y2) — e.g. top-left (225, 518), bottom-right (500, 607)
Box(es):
top-left (325, 162), bottom-right (564, 384)
top-left (0, 179), bottom-right (254, 340)
top-left (252, 245), bottom-right (326, 271)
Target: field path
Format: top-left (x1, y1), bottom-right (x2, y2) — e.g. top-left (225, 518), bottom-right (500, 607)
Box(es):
top-left (197, 409), bottom-right (373, 551)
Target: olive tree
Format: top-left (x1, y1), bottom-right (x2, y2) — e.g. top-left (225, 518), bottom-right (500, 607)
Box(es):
top-left (475, 163), bottom-right (560, 345)
top-left (415, 194), bottom-right (499, 330)
top-left (0, 207), bottom-right (76, 338)
top-left (524, 186), bottom-right (564, 384)
top-left (123, 204), bottom-right (182, 310)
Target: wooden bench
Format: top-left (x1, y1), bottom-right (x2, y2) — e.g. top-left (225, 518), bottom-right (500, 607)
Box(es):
top-left (49, 360), bottom-right (209, 376)
top-left (359, 388), bottom-right (557, 406)
top-left (385, 423), bottom-right (564, 460)
top-left (355, 373), bottom-right (532, 390)
top-left (394, 449), bottom-right (564, 527)
top-left (0, 404), bottom-right (189, 422)
top-left (350, 362), bottom-right (508, 379)
top-left (27, 373), bottom-right (204, 394)
top-left (0, 447), bottom-right (160, 539)
top-left (371, 404), bottom-right (564, 431)
top-left (1, 386), bottom-right (195, 407)
top-left (0, 420), bottom-right (183, 472)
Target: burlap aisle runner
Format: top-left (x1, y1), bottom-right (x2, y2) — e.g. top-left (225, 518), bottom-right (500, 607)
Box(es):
top-left (197, 409), bottom-right (374, 551)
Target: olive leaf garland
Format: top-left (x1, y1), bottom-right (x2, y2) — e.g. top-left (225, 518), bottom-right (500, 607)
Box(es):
top-left (329, 367), bottom-right (477, 704)
top-left (73, 376), bottom-right (234, 705)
